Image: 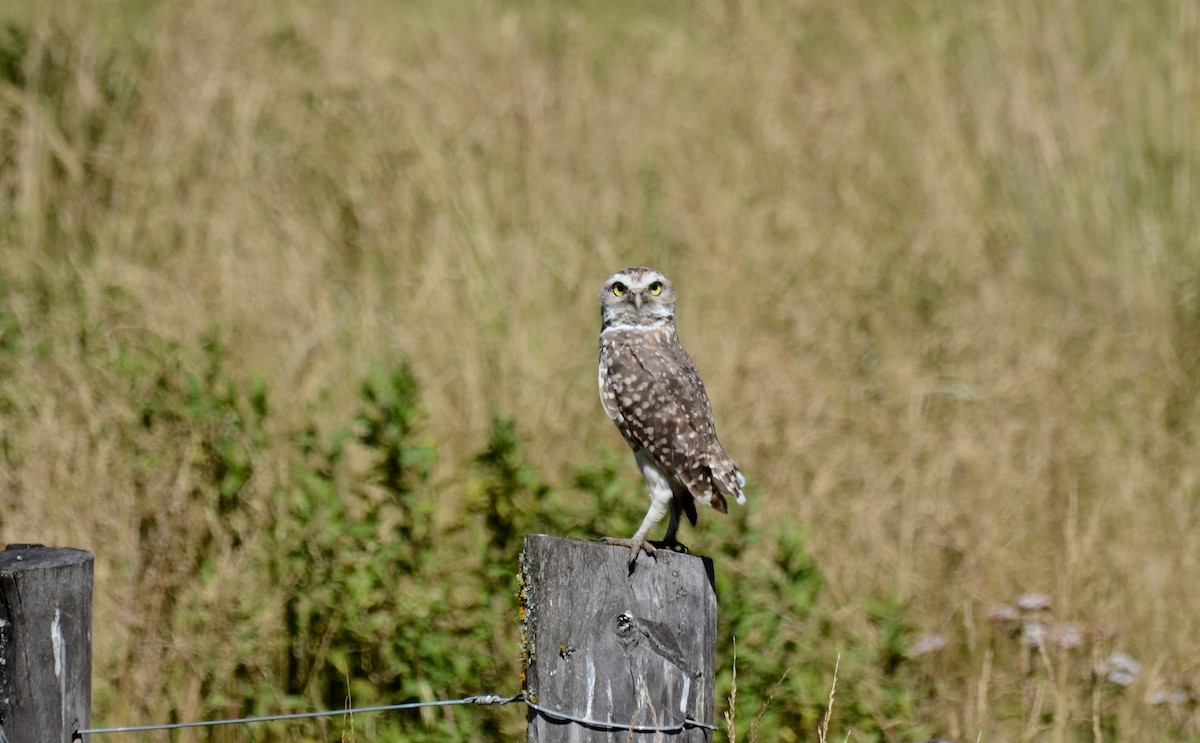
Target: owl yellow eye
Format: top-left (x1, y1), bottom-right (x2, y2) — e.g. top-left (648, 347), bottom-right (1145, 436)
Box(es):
top-left (648, 281), bottom-right (663, 296)
top-left (612, 282), bottom-right (628, 297)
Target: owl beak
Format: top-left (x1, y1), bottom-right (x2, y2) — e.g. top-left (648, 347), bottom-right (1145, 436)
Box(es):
top-left (634, 293), bottom-right (643, 311)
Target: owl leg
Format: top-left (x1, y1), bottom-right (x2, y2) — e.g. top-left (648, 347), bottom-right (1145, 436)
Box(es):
top-left (663, 498), bottom-right (681, 545)
top-left (602, 496), bottom-right (668, 565)
top-left (657, 480), bottom-right (693, 553)
top-left (602, 449), bottom-right (673, 565)
top-left (659, 492), bottom-right (690, 554)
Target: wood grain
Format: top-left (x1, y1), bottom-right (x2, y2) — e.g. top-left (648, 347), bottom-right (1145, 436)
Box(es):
top-left (522, 534), bottom-right (716, 742)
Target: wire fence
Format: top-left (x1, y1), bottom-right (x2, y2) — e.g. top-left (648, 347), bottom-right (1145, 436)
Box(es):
top-left (76, 694), bottom-right (521, 736)
top-left (75, 691), bottom-right (716, 738)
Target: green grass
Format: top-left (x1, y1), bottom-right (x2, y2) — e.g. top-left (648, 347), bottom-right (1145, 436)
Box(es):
top-left (1, 0), bottom-right (1198, 740)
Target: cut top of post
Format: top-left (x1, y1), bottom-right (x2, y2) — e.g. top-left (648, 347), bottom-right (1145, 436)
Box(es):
top-left (0, 544), bottom-right (94, 573)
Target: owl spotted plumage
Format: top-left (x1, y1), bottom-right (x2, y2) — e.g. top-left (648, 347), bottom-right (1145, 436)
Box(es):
top-left (597, 267), bottom-right (746, 565)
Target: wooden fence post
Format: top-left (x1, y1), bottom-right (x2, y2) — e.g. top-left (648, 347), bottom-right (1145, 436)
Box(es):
top-left (0, 545), bottom-right (94, 743)
top-left (521, 534), bottom-right (717, 742)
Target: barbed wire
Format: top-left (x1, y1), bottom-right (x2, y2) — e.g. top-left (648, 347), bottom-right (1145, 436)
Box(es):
top-left (525, 697), bottom-right (717, 733)
top-left (76, 694), bottom-right (521, 737)
top-left (76, 691), bottom-right (717, 737)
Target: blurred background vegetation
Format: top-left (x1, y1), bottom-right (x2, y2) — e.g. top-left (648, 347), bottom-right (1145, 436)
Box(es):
top-left (0, 0), bottom-right (1197, 740)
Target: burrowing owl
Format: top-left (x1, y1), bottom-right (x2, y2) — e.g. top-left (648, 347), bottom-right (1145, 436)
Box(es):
top-left (598, 267), bottom-right (746, 565)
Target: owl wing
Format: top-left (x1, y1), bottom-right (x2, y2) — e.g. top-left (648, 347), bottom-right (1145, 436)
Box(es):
top-left (600, 331), bottom-right (745, 510)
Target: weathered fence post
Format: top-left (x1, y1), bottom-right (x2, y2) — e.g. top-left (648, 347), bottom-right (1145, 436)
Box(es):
top-left (0, 545), bottom-right (93, 743)
top-left (521, 534), bottom-right (717, 742)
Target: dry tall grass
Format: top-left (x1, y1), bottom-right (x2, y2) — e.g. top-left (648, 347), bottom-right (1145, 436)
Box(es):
top-left (1, 0), bottom-right (1198, 739)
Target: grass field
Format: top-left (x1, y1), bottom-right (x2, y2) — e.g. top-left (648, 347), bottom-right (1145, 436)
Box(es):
top-left (1, 0), bottom-right (1198, 740)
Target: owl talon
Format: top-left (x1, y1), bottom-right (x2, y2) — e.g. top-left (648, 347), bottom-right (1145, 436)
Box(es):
top-left (601, 536), bottom-right (657, 564)
top-left (656, 540), bottom-right (689, 554)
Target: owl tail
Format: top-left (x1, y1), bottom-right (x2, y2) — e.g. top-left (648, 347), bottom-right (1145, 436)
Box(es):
top-left (711, 459), bottom-right (747, 507)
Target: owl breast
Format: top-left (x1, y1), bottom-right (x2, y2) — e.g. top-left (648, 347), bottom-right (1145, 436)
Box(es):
top-left (598, 324), bottom-right (736, 510)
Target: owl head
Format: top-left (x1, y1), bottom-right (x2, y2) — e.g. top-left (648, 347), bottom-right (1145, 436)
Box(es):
top-left (599, 267), bottom-right (677, 330)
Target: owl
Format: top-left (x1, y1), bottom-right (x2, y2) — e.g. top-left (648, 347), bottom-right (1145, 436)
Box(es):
top-left (597, 267), bottom-right (746, 565)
